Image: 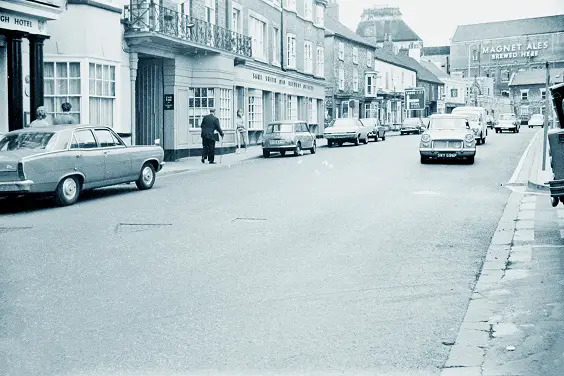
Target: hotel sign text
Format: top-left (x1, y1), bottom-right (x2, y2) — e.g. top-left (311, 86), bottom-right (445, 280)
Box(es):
top-left (0, 11), bottom-right (47, 35)
top-left (481, 42), bottom-right (549, 60)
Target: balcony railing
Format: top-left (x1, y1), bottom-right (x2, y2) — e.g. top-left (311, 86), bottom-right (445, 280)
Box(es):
top-left (124, 1), bottom-right (252, 58)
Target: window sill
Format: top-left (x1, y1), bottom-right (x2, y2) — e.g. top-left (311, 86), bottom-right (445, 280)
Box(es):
top-left (253, 56), bottom-right (269, 64)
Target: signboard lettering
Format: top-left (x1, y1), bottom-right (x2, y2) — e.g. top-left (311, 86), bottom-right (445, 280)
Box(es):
top-left (0, 11), bottom-right (46, 35)
top-left (164, 94), bottom-right (174, 110)
top-left (251, 72), bottom-right (315, 91)
top-left (480, 41), bottom-right (549, 60)
top-left (405, 88), bottom-right (426, 110)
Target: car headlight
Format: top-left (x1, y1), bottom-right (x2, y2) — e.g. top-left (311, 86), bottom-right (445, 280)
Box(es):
top-left (421, 134), bottom-right (431, 142)
top-left (465, 134), bottom-right (474, 143)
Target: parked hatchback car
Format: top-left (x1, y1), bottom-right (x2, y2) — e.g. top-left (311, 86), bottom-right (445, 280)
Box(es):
top-left (0, 125), bottom-right (164, 206)
top-left (360, 118), bottom-right (386, 142)
top-left (495, 113), bottom-right (520, 133)
top-left (262, 121), bottom-right (316, 158)
top-left (528, 114), bottom-right (545, 128)
top-left (400, 117), bottom-right (425, 135)
top-left (419, 114), bottom-right (476, 164)
top-left (324, 118), bottom-right (370, 146)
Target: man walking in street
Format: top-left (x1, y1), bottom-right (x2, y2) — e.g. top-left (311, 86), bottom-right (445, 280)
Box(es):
top-left (200, 108), bottom-right (224, 164)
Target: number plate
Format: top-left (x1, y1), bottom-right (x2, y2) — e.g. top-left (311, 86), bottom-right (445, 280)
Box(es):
top-left (270, 140), bottom-right (284, 144)
top-left (437, 153), bottom-right (457, 158)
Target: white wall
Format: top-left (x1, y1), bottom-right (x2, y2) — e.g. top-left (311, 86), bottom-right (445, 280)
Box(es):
top-left (43, 2), bottom-right (127, 131)
top-left (374, 58), bottom-right (416, 92)
top-left (443, 77), bottom-right (466, 104)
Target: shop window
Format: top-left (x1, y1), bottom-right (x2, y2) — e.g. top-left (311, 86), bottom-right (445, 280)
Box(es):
top-left (89, 63), bottom-right (116, 127)
top-left (44, 62), bottom-right (81, 124)
top-left (520, 106), bottom-right (529, 117)
top-left (188, 88), bottom-right (215, 128)
top-left (248, 94), bottom-right (263, 129)
top-left (287, 95), bottom-right (297, 120)
top-left (309, 98), bottom-right (317, 124)
top-left (218, 88), bottom-right (232, 129)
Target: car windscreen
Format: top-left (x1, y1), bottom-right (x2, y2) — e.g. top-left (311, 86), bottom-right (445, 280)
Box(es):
top-left (0, 132), bottom-right (58, 151)
top-left (429, 118), bottom-right (467, 130)
top-left (499, 114), bottom-right (516, 120)
top-left (266, 124), bottom-right (293, 133)
top-left (329, 119), bottom-right (356, 128)
top-left (530, 114), bottom-right (543, 120)
top-left (455, 112), bottom-right (479, 122)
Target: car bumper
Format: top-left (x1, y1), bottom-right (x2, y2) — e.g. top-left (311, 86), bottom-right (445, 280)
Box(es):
top-left (324, 134), bottom-right (356, 141)
top-left (495, 124), bottom-right (518, 129)
top-left (0, 180), bottom-right (34, 194)
top-left (400, 128), bottom-right (419, 133)
top-left (263, 144), bottom-right (297, 151)
top-left (419, 148), bottom-right (476, 158)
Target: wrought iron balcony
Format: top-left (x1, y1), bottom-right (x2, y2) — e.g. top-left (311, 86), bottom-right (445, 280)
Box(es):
top-left (124, 1), bottom-right (252, 58)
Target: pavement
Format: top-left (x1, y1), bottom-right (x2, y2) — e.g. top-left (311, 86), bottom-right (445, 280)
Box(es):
top-left (0, 127), bottom-right (558, 376)
top-left (160, 131), bottom-right (402, 176)
top-left (441, 130), bottom-right (564, 376)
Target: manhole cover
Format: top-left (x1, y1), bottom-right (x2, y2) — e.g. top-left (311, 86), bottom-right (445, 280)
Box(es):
top-left (116, 223), bottom-right (172, 233)
top-left (231, 217), bottom-right (267, 223)
top-left (0, 226), bottom-right (32, 234)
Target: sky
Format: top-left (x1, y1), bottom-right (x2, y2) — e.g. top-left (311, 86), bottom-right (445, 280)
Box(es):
top-left (337, 0), bottom-right (564, 47)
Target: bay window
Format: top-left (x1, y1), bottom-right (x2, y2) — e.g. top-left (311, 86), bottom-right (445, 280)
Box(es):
top-left (44, 62), bottom-right (81, 123)
top-left (248, 93), bottom-right (263, 129)
top-left (188, 88), bottom-right (215, 128)
top-left (89, 63), bottom-right (116, 127)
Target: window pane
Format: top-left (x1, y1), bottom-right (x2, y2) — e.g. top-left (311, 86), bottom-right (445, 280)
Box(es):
top-left (96, 64), bottom-right (103, 79)
top-left (44, 63), bottom-right (54, 78)
top-left (89, 63), bottom-right (95, 79)
top-left (103, 81), bottom-right (109, 96)
top-left (44, 79), bottom-right (54, 95)
top-left (69, 79), bottom-right (81, 95)
top-left (96, 80), bottom-right (103, 96)
top-left (103, 65), bottom-right (109, 80)
top-left (110, 82), bottom-right (115, 97)
top-left (44, 97), bottom-right (55, 112)
top-left (89, 79), bottom-right (96, 95)
top-left (69, 63), bottom-right (80, 78)
top-left (56, 63), bottom-right (68, 78)
top-left (69, 97), bottom-right (80, 112)
top-left (58, 79), bottom-right (68, 95)
top-left (110, 66), bottom-right (115, 81)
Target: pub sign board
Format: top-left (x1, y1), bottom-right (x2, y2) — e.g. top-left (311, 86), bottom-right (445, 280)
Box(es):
top-left (405, 87), bottom-right (426, 110)
top-left (164, 94), bottom-right (174, 110)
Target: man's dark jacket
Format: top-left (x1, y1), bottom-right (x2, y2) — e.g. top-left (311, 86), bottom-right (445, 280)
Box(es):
top-left (200, 114), bottom-right (224, 141)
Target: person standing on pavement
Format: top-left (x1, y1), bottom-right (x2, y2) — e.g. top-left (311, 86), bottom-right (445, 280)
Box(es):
top-left (53, 102), bottom-right (77, 125)
top-left (200, 108), bottom-right (224, 164)
top-left (235, 109), bottom-right (247, 154)
top-left (29, 106), bottom-right (50, 127)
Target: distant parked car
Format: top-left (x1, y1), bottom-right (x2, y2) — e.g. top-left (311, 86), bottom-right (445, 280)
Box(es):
top-left (0, 125), bottom-right (164, 206)
top-left (451, 107), bottom-right (488, 145)
top-left (400, 117), bottom-right (425, 135)
top-left (419, 114), bottom-right (476, 164)
top-left (495, 113), bottom-right (520, 133)
top-left (324, 118), bottom-right (370, 147)
top-left (528, 114), bottom-right (545, 128)
top-left (262, 121), bottom-right (316, 158)
top-left (360, 118), bottom-right (386, 142)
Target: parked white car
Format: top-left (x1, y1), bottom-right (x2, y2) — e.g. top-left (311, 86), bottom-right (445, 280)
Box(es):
top-left (419, 114), bottom-right (476, 164)
top-left (324, 118), bottom-right (371, 147)
top-left (528, 114), bottom-right (545, 128)
top-left (451, 106), bottom-right (488, 145)
top-left (495, 113), bottom-right (520, 133)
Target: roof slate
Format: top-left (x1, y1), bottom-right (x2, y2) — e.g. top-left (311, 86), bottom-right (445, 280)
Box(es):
top-left (393, 54), bottom-right (445, 85)
top-left (324, 16), bottom-right (376, 49)
top-left (452, 15), bottom-right (564, 43)
top-left (508, 69), bottom-right (564, 86)
top-left (422, 46), bottom-right (450, 56)
top-left (419, 60), bottom-right (448, 79)
top-left (356, 19), bottom-right (422, 42)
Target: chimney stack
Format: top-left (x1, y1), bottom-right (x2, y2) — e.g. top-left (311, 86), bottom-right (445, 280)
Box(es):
top-left (326, 0), bottom-right (339, 21)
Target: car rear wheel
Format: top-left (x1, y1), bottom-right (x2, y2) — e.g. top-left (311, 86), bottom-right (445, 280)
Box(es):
top-left (136, 162), bottom-right (156, 190)
top-left (310, 141), bottom-right (317, 154)
top-left (55, 175), bottom-right (81, 206)
top-left (263, 149), bottom-right (270, 158)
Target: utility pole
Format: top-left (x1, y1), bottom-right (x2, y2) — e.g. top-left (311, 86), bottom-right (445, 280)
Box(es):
top-left (542, 61), bottom-right (550, 171)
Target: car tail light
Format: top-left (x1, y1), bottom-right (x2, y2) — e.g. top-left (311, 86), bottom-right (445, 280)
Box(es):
top-left (17, 162), bottom-right (25, 180)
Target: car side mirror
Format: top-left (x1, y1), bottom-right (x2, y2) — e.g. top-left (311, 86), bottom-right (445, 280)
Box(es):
top-left (154, 138), bottom-right (161, 146)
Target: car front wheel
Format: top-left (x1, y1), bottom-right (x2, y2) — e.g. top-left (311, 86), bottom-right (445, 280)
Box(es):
top-left (354, 135), bottom-right (360, 146)
top-left (55, 175), bottom-right (81, 206)
top-left (310, 141), bottom-right (317, 154)
top-left (136, 162), bottom-right (156, 190)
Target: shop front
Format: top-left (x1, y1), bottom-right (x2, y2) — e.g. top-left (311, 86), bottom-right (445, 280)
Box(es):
top-left (232, 63), bottom-right (326, 143)
top-left (0, 1), bottom-right (63, 134)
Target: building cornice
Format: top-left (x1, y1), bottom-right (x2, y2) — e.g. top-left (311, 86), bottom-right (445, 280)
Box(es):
top-left (68, 0), bottom-right (122, 13)
top-left (244, 61), bottom-right (326, 86)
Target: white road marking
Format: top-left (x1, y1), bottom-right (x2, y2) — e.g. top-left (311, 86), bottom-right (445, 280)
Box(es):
top-left (508, 130), bottom-right (542, 185)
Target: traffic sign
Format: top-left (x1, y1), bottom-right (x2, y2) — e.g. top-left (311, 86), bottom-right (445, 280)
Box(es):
top-left (405, 87), bottom-right (426, 110)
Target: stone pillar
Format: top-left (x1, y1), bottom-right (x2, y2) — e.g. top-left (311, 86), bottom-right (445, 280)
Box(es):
top-left (129, 52), bottom-right (139, 145)
top-left (7, 32), bottom-right (24, 131)
top-left (29, 35), bottom-right (49, 122)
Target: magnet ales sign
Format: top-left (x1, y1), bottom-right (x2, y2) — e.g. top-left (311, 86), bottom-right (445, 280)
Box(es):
top-left (481, 41), bottom-right (549, 60)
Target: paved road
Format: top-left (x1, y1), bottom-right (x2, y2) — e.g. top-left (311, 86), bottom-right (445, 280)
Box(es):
top-left (0, 127), bottom-right (538, 375)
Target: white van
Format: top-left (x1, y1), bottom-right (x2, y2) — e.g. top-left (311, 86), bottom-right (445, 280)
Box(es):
top-left (451, 106), bottom-right (488, 145)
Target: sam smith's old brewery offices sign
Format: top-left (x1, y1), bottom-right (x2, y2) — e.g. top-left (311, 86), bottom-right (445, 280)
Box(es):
top-left (477, 41), bottom-right (550, 61)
